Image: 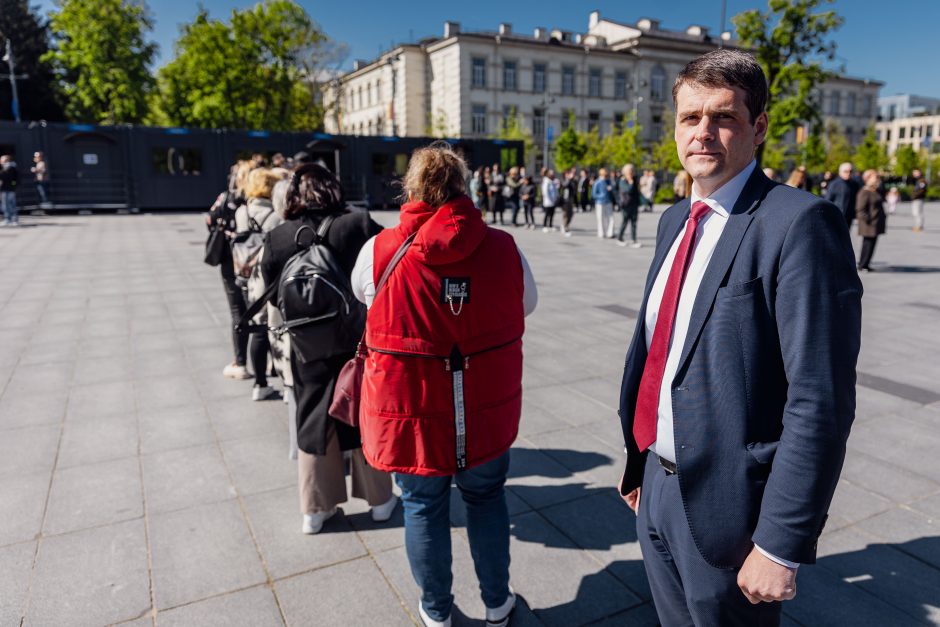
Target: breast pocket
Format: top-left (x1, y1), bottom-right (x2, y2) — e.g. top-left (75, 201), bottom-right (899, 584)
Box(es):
top-left (717, 276), bottom-right (762, 299)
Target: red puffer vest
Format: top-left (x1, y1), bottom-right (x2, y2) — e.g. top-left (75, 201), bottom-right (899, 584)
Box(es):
top-left (360, 195), bottom-right (525, 476)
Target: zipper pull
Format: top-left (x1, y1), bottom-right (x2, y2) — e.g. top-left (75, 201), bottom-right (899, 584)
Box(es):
top-left (444, 359), bottom-right (451, 372)
top-left (464, 357), bottom-right (470, 370)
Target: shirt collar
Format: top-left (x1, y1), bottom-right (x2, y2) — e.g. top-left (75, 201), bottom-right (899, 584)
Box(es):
top-left (690, 159), bottom-right (757, 218)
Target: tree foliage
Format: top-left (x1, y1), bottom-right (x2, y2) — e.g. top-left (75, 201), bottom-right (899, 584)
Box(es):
top-left (733, 0), bottom-right (843, 163)
top-left (893, 145), bottom-right (920, 178)
top-left (801, 127), bottom-right (827, 171)
top-left (553, 114), bottom-right (586, 172)
top-left (823, 121), bottom-right (852, 173)
top-left (494, 107), bottom-right (535, 159)
top-left (601, 116), bottom-right (643, 169)
top-left (0, 0), bottom-right (63, 121)
top-left (650, 111), bottom-right (682, 174)
top-left (44, 0), bottom-right (156, 124)
top-left (852, 126), bottom-right (888, 172)
top-left (151, 1), bottom-right (343, 131)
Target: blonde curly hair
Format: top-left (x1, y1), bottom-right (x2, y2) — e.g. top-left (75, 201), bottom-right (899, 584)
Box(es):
top-left (400, 141), bottom-right (469, 208)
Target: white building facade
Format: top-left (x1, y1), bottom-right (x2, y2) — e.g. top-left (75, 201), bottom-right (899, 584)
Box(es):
top-left (325, 12), bottom-right (882, 169)
top-left (876, 115), bottom-right (939, 156)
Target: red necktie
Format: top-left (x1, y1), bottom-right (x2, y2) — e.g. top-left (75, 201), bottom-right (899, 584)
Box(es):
top-left (633, 201), bottom-right (712, 452)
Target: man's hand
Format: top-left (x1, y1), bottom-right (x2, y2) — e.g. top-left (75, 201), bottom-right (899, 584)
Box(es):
top-left (617, 468), bottom-right (641, 514)
top-left (737, 547), bottom-right (797, 604)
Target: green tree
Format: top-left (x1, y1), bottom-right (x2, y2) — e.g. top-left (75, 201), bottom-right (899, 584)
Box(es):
top-left (44, 0), bottom-right (156, 124)
top-left (580, 127), bottom-right (605, 169)
top-left (650, 112), bottom-right (681, 174)
top-left (893, 145), bottom-right (920, 178)
top-left (852, 126), bottom-right (888, 172)
top-left (760, 136), bottom-right (788, 173)
top-left (602, 116), bottom-right (643, 169)
top-left (0, 0), bottom-right (64, 121)
top-left (733, 0), bottom-right (844, 163)
top-left (493, 107), bottom-right (535, 161)
top-left (152, 1), bottom-right (341, 131)
top-left (801, 126), bottom-right (827, 172)
top-left (553, 114), bottom-right (586, 172)
top-left (824, 122), bottom-right (852, 172)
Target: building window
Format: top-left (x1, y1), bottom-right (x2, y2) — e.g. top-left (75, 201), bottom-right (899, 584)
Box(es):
top-left (899, 126), bottom-right (906, 139)
top-left (560, 109), bottom-right (573, 131)
top-left (651, 113), bottom-right (663, 139)
top-left (589, 67), bottom-right (602, 97)
top-left (472, 104), bottom-right (487, 134)
top-left (613, 112), bottom-right (625, 134)
top-left (830, 91), bottom-right (841, 115)
top-left (886, 129), bottom-right (891, 142)
top-left (376, 117), bottom-right (384, 136)
top-left (533, 108), bottom-right (545, 139)
top-left (503, 60), bottom-right (517, 90)
top-left (862, 95), bottom-right (872, 117)
top-left (614, 71), bottom-right (627, 99)
top-left (533, 63), bottom-right (546, 93)
top-left (650, 66), bottom-right (666, 102)
top-left (357, 87), bottom-right (363, 110)
top-left (588, 111), bottom-right (600, 134)
top-left (846, 93), bottom-right (856, 116)
top-left (502, 105), bottom-right (515, 131)
top-left (472, 57), bottom-right (486, 88)
top-left (562, 65), bottom-right (575, 95)
top-left (888, 104), bottom-right (896, 120)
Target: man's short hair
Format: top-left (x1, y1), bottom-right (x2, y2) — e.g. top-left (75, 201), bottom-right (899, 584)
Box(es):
top-left (672, 49), bottom-right (768, 123)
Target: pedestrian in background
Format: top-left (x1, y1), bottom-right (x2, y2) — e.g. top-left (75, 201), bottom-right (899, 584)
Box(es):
top-left (639, 169), bottom-right (658, 212)
top-left (856, 169), bottom-right (887, 272)
top-left (578, 168), bottom-right (591, 212)
top-left (488, 163), bottom-right (505, 225)
top-left (519, 175), bottom-right (536, 229)
top-left (616, 164), bottom-right (641, 248)
top-left (911, 168), bottom-right (927, 232)
top-left (0, 154), bottom-right (19, 227)
top-left (825, 162), bottom-right (859, 229)
top-left (560, 167), bottom-right (577, 237)
top-left (505, 166), bottom-right (522, 226)
top-left (31, 152), bottom-right (49, 206)
top-left (785, 168), bottom-right (806, 189)
top-left (354, 142), bottom-right (537, 627)
top-left (593, 168), bottom-right (614, 238)
top-left (260, 163), bottom-right (396, 535)
top-left (540, 168), bottom-right (558, 232)
top-left (672, 169), bottom-right (691, 203)
top-left (469, 167), bottom-right (484, 211)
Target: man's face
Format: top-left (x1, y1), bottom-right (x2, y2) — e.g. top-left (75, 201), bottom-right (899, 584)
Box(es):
top-left (913, 169), bottom-right (922, 179)
top-left (839, 165), bottom-right (852, 180)
top-left (674, 82), bottom-right (767, 195)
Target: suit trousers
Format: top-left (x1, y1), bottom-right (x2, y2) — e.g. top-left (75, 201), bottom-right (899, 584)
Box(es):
top-left (637, 454), bottom-right (781, 627)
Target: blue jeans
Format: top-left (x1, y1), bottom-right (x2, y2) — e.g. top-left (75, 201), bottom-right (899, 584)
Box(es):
top-left (1, 191), bottom-right (16, 223)
top-left (396, 451), bottom-right (511, 622)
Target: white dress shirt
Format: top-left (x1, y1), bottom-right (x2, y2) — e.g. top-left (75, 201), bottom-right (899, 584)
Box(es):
top-left (641, 160), bottom-right (799, 570)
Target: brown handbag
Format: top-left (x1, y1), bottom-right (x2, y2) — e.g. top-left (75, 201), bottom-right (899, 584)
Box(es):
top-left (329, 233), bottom-right (416, 427)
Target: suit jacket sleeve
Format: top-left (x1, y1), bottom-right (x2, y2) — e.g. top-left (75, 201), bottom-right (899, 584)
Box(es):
top-left (750, 200), bottom-right (862, 564)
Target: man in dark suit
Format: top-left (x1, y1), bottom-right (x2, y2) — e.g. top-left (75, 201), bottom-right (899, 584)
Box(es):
top-left (617, 49), bottom-right (862, 626)
top-left (824, 162), bottom-right (860, 229)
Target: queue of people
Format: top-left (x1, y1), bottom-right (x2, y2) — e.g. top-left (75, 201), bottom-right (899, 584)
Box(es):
top-left (205, 143), bottom-right (535, 627)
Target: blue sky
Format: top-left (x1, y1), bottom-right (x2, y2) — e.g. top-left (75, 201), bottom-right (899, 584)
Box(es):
top-left (35, 0), bottom-right (938, 97)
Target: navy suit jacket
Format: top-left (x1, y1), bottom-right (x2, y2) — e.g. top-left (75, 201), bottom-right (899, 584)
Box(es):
top-left (618, 167), bottom-right (863, 569)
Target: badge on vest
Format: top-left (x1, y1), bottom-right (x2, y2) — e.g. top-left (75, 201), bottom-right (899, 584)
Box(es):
top-left (441, 277), bottom-right (470, 316)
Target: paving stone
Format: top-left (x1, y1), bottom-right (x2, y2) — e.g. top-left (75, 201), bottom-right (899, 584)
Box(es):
top-left (0, 424), bottom-right (59, 478)
top-left (141, 444), bottom-right (235, 514)
top-left (57, 414), bottom-right (138, 469)
top-left (242, 486), bottom-right (367, 579)
top-left (587, 602), bottom-right (659, 627)
top-left (131, 349), bottom-right (191, 380)
top-left (44, 457), bottom-right (143, 536)
top-left (0, 541), bottom-right (36, 627)
top-left (25, 519), bottom-right (150, 627)
top-left (66, 380), bottom-right (136, 420)
top-left (526, 428), bottom-right (620, 488)
top-left (852, 506), bottom-right (940, 571)
top-left (134, 375), bottom-right (203, 412)
top-left (220, 433), bottom-right (296, 496)
top-left (0, 393), bottom-right (67, 429)
top-left (205, 396), bottom-right (288, 442)
top-left (508, 511), bottom-right (639, 627)
top-left (506, 445), bottom-right (599, 511)
top-left (839, 450), bottom-right (939, 504)
top-left (138, 405), bottom-right (216, 455)
top-left (149, 500), bottom-right (266, 610)
top-left (157, 584), bottom-right (282, 627)
top-left (824, 479), bottom-right (895, 532)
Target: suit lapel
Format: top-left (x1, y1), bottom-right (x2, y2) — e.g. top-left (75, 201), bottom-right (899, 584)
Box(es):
top-left (672, 168), bottom-right (771, 380)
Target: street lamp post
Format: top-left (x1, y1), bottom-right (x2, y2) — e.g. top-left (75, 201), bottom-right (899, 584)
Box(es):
top-left (540, 94), bottom-right (555, 170)
top-left (2, 37), bottom-right (28, 123)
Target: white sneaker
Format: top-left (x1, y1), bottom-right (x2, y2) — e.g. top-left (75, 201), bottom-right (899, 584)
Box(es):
top-left (616, 240), bottom-right (628, 247)
top-left (630, 241), bottom-right (643, 248)
top-left (371, 494), bottom-right (398, 522)
top-left (302, 508), bottom-right (336, 534)
top-left (485, 588), bottom-right (516, 627)
top-left (222, 363), bottom-right (251, 379)
top-left (419, 602), bottom-right (451, 627)
top-left (252, 385), bottom-right (275, 401)
top-left (564, 231), bottom-right (572, 238)
top-left (541, 227), bottom-right (550, 233)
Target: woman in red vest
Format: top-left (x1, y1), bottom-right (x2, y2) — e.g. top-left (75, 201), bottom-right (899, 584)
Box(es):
top-left (353, 143), bottom-right (537, 627)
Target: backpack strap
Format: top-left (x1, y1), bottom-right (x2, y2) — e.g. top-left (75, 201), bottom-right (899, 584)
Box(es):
top-left (293, 215), bottom-right (335, 250)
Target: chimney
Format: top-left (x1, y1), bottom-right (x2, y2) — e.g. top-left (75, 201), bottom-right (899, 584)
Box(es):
top-left (637, 18), bottom-right (660, 31)
top-left (574, 34), bottom-right (583, 44)
top-left (686, 25), bottom-right (709, 37)
top-left (499, 23), bottom-right (512, 36)
top-left (353, 60), bottom-right (368, 71)
top-left (444, 21), bottom-right (460, 38)
top-left (533, 27), bottom-right (547, 40)
top-left (589, 10), bottom-right (600, 29)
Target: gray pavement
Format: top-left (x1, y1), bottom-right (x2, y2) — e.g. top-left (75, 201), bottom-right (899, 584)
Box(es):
top-left (0, 201), bottom-right (938, 626)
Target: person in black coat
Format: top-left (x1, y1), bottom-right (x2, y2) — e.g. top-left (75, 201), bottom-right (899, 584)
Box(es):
top-left (259, 163), bottom-right (396, 534)
top-left (0, 154), bottom-right (19, 226)
top-left (824, 162), bottom-right (859, 229)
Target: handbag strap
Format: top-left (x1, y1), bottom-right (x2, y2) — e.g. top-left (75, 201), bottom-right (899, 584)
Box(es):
top-left (376, 231), bottom-right (416, 294)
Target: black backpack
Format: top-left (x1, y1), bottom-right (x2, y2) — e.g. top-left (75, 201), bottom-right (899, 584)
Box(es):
top-left (237, 216), bottom-right (365, 363)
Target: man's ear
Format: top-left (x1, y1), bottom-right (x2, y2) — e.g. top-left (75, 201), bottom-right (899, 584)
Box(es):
top-left (754, 111), bottom-right (769, 146)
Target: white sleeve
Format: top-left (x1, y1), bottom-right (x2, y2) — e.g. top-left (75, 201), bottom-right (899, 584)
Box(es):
top-left (755, 544), bottom-right (800, 570)
top-left (352, 236), bottom-right (378, 309)
top-left (517, 246), bottom-right (538, 317)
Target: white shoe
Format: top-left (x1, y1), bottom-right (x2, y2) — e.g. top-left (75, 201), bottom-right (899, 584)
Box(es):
top-left (252, 385), bottom-right (275, 401)
top-left (302, 508), bottom-right (336, 534)
top-left (419, 602), bottom-right (451, 627)
top-left (485, 588), bottom-right (516, 627)
top-left (630, 241), bottom-right (643, 248)
top-left (541, 227), bottom-right (550, 233)
top-left (616, 240), bottom-right (628, 247)
top-left (371, 495), bottom-right (398, 522)
top-left (564, 231), bottom-right (572, 238)
top-left (222, 363), bottom-right (251, 379)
